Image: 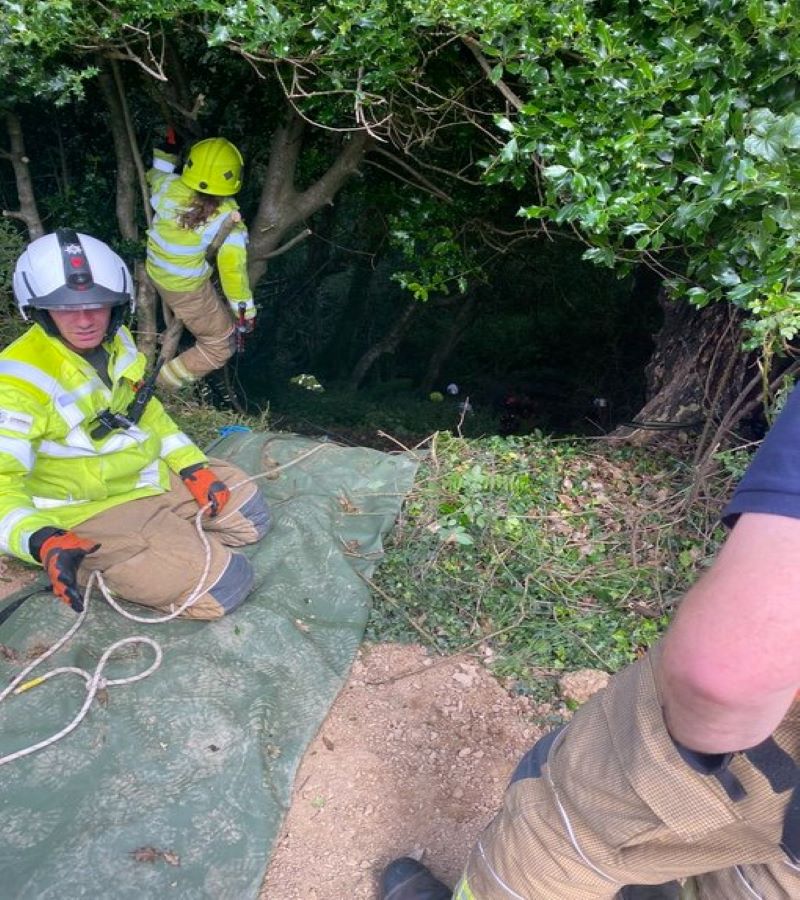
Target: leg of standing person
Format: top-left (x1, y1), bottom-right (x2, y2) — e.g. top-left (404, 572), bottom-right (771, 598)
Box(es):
top-left (156, 280), bottom-right (236, 390)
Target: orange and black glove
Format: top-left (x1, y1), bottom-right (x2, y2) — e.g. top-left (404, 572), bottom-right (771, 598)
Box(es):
top-left (30, 527), bottom-right (101, 613)
top-left (180, 463), bottom-right (231, 517)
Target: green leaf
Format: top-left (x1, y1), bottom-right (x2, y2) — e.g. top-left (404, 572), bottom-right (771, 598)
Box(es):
top-left (713, 268), bottom-right (741, 287)
top-left (622, 223), bottom-right (648, 236)
top-left (582, 246), bottom-right (615, 267)
top-left (776, 113), bottom-right (800, 149)
top-left (496, 116), bottom-right (515, 133)
top-left (518, 205), bottom-right (551, 218)
top-left (687, 287), bottom-right (709, 302)
top-left (744, 134), bottom-right (782, 162)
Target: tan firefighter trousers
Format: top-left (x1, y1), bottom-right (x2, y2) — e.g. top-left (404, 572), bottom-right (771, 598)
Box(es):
top-left (72, 460), bottom-right (271, 619)
top-left (455, 642), bottom-right (800, 900)
top-left (154, 280), bottom-right (236, 390)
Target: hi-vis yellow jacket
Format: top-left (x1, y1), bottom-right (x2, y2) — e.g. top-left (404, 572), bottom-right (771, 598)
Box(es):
top-left (146, 149), bottom-right (253, 312)
top-left (0, 324), bottom-right (206, 563)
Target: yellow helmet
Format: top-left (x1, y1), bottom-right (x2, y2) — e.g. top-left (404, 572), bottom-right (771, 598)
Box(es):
top-left (181, 137), bottom-right (243, 196)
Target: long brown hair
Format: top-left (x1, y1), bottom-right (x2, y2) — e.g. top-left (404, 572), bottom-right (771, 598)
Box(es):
top-left (178, 193), bottom-right (222, 230)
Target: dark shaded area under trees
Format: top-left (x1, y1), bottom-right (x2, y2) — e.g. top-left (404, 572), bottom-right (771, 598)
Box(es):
top-left (1, 1), bottom-right (797, 457)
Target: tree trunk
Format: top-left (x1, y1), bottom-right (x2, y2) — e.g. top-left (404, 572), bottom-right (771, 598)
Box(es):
top-left (247, 111), bottom-right (371, 288)
top-left (97, 63), bottom-right (161, 362)
top-left (349, 300), bottom-right (419, 390)
top-left (97, 67), bottom-right (139, 241)
top-left (421, 290), bottom-right (479, 395)
top-left (133, 262), bottom-right (160, 362)
top-left (1, 112), bottom-right (44, 239)
top-left (611, 293), bottom-right (751, 447)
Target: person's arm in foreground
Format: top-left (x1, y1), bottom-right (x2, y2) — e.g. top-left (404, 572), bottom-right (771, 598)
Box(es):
top-left (659, 510), bottom-right (800, 754)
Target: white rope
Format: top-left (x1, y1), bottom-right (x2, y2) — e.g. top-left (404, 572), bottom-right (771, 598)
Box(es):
top-left (0, 443), bottom-right (326, 766)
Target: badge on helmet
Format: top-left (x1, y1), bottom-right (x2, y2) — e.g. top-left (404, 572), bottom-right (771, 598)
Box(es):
top-left (12, 229), bottom-right (134, 336)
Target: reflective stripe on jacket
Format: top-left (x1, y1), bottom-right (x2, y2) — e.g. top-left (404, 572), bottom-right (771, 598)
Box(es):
top-left (0, 324), bottom-right (207, 562)
top-left (146, 149), bottom-right (252, 305)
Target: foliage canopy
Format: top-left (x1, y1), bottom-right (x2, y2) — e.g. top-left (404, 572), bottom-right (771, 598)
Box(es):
top-left (1, 0), bottom-right (798, 349)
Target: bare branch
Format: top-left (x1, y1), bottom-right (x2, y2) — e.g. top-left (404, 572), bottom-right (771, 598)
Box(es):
top-left (3, 112), bottom-right (43, 238)
top-left (354, 67), bottom-right (389, 143)
top-left (161, 92), bottom-right (206, 122)
top-left (382, 142), bottom-right (486, 186)
top-left (367, 148), bottom-right (454, 202)
top-left (264, 228), bottom-right (312, 259)
top-left (104, 49), bottom-right (168, 81)
top-left (1, 209), bottom-right (29, 223)
top-left (274, 63), bottom-right (391, 136)
top-left (111, 58), bottom-right (152, 227)
top-left (364, 158), bottom-right (442, 199)
top-left (461, 35), bottom-right (523, 110)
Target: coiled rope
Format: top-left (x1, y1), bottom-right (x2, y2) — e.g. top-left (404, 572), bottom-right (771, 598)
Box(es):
top-left (0, 443), bottom-right (325, 767)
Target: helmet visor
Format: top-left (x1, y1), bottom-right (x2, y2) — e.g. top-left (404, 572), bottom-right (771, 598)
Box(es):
top-left (18, 273), bottom-right (131, 310)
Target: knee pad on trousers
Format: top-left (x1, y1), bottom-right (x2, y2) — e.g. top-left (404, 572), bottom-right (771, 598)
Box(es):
top-left (239, 490), bottom-right (272, 540)
top-left (509, 724), bottom-right (566, 785)
top-left (209, 552), bottom-right (254, 614)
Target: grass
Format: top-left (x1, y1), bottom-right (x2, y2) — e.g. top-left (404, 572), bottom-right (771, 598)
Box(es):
top-left (162, 389), bottom-right (744, 700)
top-left (163, 393), bottom-right (270, 450)
top-left (368, 430), bottom-right (736, 697)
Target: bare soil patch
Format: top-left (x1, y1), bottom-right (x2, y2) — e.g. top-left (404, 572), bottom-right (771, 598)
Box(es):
top-left (261, 643), bottom-right (545, 899)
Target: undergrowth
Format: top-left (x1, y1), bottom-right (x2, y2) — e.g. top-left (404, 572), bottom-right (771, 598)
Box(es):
top-left (163, 392), bottom-right (743, 697)
top-left (368, 431), bottom-right (736, 696)
top-left (164, 395), bottom-right (269, 450)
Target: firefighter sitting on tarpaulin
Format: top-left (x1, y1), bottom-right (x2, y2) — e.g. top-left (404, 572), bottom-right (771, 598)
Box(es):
top-left (0, 229), bottom-right (269, 618)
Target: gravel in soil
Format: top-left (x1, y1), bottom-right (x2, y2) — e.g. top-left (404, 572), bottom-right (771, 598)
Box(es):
top-left (261, 642), bottom-right (545, 900)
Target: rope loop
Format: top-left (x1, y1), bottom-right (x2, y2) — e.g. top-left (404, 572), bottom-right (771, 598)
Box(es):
top-left (0, 444), bottom-right (326, 767)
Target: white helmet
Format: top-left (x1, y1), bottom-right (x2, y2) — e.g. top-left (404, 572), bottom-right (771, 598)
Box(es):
top-left (13, 229), bottom-right (134, 334)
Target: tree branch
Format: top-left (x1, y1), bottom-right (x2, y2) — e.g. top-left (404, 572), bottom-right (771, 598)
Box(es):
top-left (111, 58), bottom-right (152, 229)
top-left (461, 35), bottom-right (523, 111)
top-left (97, 63), bottom-right (139, 241)
top-left (264, 228), bottom-right (312, 259)
top-left (295, 129), bottom-right (372, 220)
top-left (368, 146), bottom-right (454, 202)
top-left (2, 112), bottom-right (43, 239)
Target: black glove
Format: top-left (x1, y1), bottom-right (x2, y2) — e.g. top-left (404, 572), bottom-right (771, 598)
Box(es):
top-left (30, 527), bottom-right (100, 613)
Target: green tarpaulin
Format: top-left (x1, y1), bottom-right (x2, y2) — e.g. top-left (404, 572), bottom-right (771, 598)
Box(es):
top-left (0, 431), bottom-right (417, 899)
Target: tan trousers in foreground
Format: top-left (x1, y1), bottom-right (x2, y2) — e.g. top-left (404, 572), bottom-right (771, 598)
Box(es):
top-left (155, 280), bottom-right (235, 389)
top-left (455, 642), bottom-right (800, 900)
top-left (73, 460), bottom-right (271, 619)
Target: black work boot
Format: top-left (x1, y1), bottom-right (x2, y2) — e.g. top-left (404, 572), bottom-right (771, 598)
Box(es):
top-left (379, 857), bottom-right (452, 900)
top-left (618, 884), bottom-right (681, 900)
